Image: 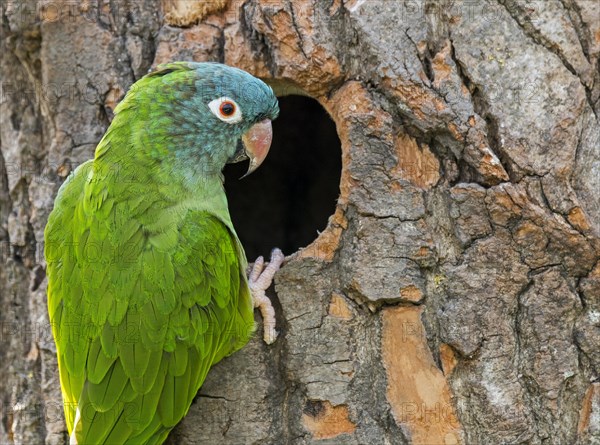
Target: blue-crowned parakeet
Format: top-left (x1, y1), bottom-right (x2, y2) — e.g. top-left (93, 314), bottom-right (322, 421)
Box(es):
top-left (44, 62), bottom-right (284, 444)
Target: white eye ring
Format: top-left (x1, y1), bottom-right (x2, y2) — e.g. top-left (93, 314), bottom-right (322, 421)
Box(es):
top-left (208, 97), bottom-right (243, 124)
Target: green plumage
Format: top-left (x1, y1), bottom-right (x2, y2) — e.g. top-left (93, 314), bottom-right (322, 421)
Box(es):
top-left (45, 62), bottom-right (279, 443)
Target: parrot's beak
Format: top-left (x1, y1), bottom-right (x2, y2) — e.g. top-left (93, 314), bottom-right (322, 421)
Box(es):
top-left (241, 119), bottom-right (273, 178)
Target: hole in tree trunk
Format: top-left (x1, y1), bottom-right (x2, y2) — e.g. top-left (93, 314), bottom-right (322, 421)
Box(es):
top-left (224, 95), bottom-right (342, 260)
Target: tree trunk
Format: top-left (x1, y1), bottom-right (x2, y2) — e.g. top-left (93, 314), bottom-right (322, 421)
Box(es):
top-left (1, 1), bottom-right (599, 444)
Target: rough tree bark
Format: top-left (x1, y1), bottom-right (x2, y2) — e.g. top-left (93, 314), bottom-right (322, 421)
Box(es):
top-left (1, 1), bottom-right (599, 444)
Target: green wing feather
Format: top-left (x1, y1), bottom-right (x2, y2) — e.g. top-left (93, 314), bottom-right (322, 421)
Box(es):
top-left (45, 157), bottom-right (255, 443)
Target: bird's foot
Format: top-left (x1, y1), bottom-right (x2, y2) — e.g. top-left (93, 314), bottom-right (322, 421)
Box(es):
top-left (248, 248), bottom-right (284, 345)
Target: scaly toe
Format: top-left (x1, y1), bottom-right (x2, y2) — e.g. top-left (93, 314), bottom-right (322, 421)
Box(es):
top-left (248, 256), bottom-right (265, 283)
top-left (248, 248), bottom-right (284, 344)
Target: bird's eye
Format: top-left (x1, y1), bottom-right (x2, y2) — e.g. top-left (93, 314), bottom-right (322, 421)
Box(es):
top-left (220, 101), bottom-right (235, 116)
top-left (208, 97), bottom-right (242, 124)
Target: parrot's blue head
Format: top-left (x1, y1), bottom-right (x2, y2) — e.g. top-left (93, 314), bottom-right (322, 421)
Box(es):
top-left (190, 62), bottom-right (280, 176)
top-left (121, 61), bottom-right (279, 178)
